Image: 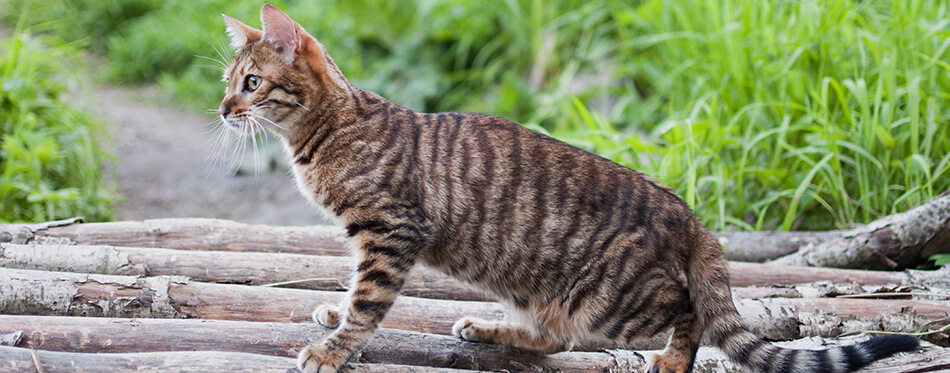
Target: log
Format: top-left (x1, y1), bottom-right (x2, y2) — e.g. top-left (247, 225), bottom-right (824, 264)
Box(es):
top-left (1, 316), bottom-right (940, 373)
top-left (10, 194), bottom-right (944, 266)
top-left (0, 315), bottom-right (643, 372)
top-left (9, 243), bottom-right (948, 302)
top-left (0, 243), bottom-right (489, 301)
top-left (0, 346), bottom-right (478, 373)
top-left (772, 192), bottom-right (950, 270)
top-left (716, 230), bottom-right (844, 262)
top-left (19, 218), bottom-right (350, 255)
top-left (1, 268), bottom-right (945, 349)
top-left (0, 268), bottom-right (505, 335)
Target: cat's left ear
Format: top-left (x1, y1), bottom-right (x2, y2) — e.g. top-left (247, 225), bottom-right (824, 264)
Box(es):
top-left (260, 4), bottom-right (300, 64)
top-left (222, 14), bottom-right (262, 50)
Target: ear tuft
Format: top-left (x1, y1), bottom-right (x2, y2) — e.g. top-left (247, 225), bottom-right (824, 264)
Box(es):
top-left (223, 13), bottom-right (262, 50)
top-left (260, 4), bottom-right (299, 63)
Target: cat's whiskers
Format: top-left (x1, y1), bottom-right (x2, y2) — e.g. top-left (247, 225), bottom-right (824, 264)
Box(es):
top-left (203, 116), bottom-right (242, 177)
top-left (249, 113), bottom-right (288, 131)
top-left (292, 99), bottom-right (310, 111)
top-left (247, 117), bottom-right (264, 180)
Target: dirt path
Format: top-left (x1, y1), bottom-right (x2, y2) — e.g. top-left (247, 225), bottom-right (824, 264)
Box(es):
top-left (91, 85), bottom-right (330, 226)
top-left (1, 25), bottom-right (327, 225)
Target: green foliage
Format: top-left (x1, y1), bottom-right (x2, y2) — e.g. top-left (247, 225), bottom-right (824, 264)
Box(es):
top-left (4, 0), bottom-right (948, 231)
top-left (0, 0), bottom-right (161, 52)
top-left (0, 32), bottom-right (117, 223)
top-left (931, 254), bottom-right (950, 268)
top-left (561, 0), bottom-right (950, 231)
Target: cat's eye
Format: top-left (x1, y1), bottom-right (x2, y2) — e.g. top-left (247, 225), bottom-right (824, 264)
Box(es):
top-left (245, 75), bottom-right (262, 92)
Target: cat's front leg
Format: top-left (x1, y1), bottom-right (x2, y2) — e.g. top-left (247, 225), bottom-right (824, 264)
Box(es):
top-left (297, 224), bottom-right (422, 373)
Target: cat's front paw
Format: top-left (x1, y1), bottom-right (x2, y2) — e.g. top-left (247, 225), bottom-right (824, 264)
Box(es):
top-left (312, 304), bottom-right (341, 329)
top-left (452, 316), bottom-right (485, 342)
top-left (297, 343), bottom-right (348, 373)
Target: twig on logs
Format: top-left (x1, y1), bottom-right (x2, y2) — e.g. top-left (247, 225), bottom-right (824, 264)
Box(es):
top-left (257, 277), bottom-right (345, 288)
top-left (29, 344), bottom-right (46, 373)
top-left (836, 292), bottom-right (950, 299)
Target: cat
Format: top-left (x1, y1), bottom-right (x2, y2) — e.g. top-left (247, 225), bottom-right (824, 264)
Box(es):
top-left (218, 4), bottom-right (919, 373)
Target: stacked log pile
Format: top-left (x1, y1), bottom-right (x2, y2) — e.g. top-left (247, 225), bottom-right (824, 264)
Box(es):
top-left (1, 193), bottom-right (948, 372)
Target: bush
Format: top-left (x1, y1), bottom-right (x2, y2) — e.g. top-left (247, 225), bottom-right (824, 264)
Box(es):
top-left (0, 32), bottom-right (117, 223)
top-left (3, 0), bottom-right (948, 232)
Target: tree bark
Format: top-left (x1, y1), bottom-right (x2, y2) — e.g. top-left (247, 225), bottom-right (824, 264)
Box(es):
top-left (0, 243), bottom-right (489, 301)
top-left (12, 197), bottom-right (946, 267)
top-left (0, 346), bottom-right (479, 373)
top-left (1, 316), bottom-right (939, 373)
top-left (0, 268), bottom-right (505, 335)
top-left (10, 243), bottom-right (948, 302)
top-left (7, 193), bottom-right (950, 269)
top-left (771, 192), bottom-right (950, 270)
top-left (0, 315), bottom-right (642, 372)
top-left (1, 268), bottom-right (944, 350)
top-left (19, 218), bottom-right (351, 255)
top-left (715, 230), bottom-right (844, 262)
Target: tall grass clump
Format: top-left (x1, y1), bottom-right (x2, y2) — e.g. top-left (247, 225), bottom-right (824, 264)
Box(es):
top-left (570, 0), bottom-right (950, 231)
top-left (0, 32), bottom-right (117, 222)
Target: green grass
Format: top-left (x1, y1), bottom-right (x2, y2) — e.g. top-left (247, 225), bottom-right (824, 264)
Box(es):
top-left (561, 0), bottom-right (950, 231)
top-left (3, 0), bottom-right (948, 232)
top-left (0, 31), bottom-right (117, 223)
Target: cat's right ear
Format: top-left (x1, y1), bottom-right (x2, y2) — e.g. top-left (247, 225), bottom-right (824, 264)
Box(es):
top-left (223, 14), bottom-right (263, 50)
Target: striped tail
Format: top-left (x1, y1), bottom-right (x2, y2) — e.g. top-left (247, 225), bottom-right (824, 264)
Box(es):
top-left (687, 232), bottom-right (919, 372)
top-left (712, 325), bottom-right (919, 372)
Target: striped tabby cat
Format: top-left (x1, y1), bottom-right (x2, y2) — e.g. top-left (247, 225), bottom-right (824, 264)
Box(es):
top-left (218, 5), bottom-right (918, 373)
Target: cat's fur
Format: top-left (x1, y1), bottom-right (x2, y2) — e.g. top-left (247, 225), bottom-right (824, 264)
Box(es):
top-left (219, 5), bottom-right (919, 373)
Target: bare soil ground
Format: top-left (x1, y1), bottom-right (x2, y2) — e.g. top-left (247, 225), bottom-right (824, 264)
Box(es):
top-left (0, 25), bottom-right (326, 225)
top-left (91, 85), bottom-right (330, 226)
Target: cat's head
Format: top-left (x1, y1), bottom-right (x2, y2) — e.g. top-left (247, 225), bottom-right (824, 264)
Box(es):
top-left (218, 4), bottom-right (349, 140)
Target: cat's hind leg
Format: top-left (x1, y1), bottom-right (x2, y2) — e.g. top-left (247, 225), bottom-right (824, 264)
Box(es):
top-left (452, 317), bottom-right (573, 354)
top-left (646, 313), bottom-right (702, 373)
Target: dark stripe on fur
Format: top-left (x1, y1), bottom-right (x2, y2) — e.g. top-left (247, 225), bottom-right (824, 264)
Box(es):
top-left (346, 220), bottom-right (390, 236)
top-left (353, 300), bottom-right (391, 317)
top-left (359, 270), bottom-right (403, 291)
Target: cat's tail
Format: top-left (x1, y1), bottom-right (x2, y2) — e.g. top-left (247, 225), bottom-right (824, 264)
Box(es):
top-left (686, 230), bottom-right (919, 373)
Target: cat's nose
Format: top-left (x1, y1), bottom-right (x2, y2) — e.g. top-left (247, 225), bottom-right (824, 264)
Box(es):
top-left (219, 105), bottom-right (231, 118)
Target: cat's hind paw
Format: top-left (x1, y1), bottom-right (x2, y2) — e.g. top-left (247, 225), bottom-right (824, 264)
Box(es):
top-left (297, 344), bottom-right (348, 373)
top-left (312, 304), bottom-right (341, 329)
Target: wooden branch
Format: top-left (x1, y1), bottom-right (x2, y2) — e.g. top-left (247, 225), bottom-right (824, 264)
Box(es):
top-left (0, 267), bottom-right (504, 335)
top-left (0, 345), bottom-right (481, 373)
top-left (10, 243), bottom-right (948, 302)
top-left (0, 243), bottom-right (489, 301)
top-left (21, 218), bottom-right (351, 255)
top-left (0, 315), bottom-right (643, 372)
top-left (1, 268), bottom-right (945, 349)
top-left (716, 230), bottom-right (844, 262)
top-left (772, 192), bottom-right (950, 270)
top-left (13, 200), bottom-right (947, 267)
top-left (2, 316), bottom-right (941, 373)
